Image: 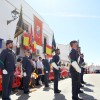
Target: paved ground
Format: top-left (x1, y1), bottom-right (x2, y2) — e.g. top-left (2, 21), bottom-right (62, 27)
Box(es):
top-left (0, 74), bottom-right (100, 100)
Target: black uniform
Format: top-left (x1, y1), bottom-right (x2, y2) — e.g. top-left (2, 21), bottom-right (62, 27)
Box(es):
top-left (0, 48), bottom-right (16, 100)
top-left (43, 59), bottom-right (50, 87)
top-left (79, 57), bottom-right (85, 83)
top-left (22, 56), bottom-right (32, 93)
top-left (69, 49), bottom-right (80, 100)
top-left (52, 54), bottom-right (60, 92)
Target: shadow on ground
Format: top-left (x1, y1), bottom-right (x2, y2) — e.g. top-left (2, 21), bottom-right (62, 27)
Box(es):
top-left (17, 94), bottom-right (30, 100)
top-left (79, 93), bottom-right (97, 100)
top-left (53, 93), bottom-right (67, 100)
top-left (82, 87), bottom-right (94, 92)
top-left (43, 87), bottom-right (53, 91)
top-left (85, 83), bottom-right (94, 87)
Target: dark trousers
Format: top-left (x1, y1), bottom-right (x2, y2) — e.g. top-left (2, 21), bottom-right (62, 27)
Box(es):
top-left (78, 73), bottom-right (81, 91)
top-left (44, 71), bottom-right (49, 87)
top-left (53, 68), bottom-right (60, 92)
top-left (81, 68), bottom-right (85, 83)
top-left (38, 69), bottom-right (42, 81)
top-left (70, 67), bottom-right (79, 100)
top-left (23, 74), bottom-right (31, 93)
top-left (2, 73), bottom-right (14, 100)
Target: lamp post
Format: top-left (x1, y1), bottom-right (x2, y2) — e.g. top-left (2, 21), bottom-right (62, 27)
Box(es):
top-left (7, 9), bottom-right (19, 25)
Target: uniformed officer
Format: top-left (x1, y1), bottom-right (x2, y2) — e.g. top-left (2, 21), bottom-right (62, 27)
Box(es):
top-left (22, 50), bottom-right (32, 94)
top-left (80, 54), bottom-right (86, 84)
top-left (69, 41), bottom-right (82, 100)
top-left (52, 49), bottom-right (61, 93)
top-left (77, 47), bottom-right (84, 93)
top-left (0, 40), bottom-right (16, 100)
top-left (43, 54), bottom-right (50, 87)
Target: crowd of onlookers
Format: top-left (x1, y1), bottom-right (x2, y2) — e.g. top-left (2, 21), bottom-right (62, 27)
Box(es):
top-left (15, 52), bottom-right (52, 93)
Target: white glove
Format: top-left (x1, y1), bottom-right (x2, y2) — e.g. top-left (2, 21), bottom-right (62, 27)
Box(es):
top-left (3, 69), bottom-right (8, 74)
top-left (46, 71), bottom-right (48, 73)
top-left (52, 62), bottom-right (59, 70)
top-left (71, 61), bottom-right (81, 73)
top-left (77, 56), bottom-right (80, 64)
top-left (23, 72), bottom-right (27, 77)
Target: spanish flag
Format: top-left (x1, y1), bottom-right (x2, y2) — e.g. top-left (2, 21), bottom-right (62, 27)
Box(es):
top-left (46, 45), bottom-right (52, 57)
top-left (23, 32), bottom-right (30, 50)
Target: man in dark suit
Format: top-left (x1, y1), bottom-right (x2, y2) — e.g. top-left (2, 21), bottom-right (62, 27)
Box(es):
top-left (0, 40), bottom-right (16, 100)
top-left (69, 41), bottom-right (83, 100)
top-left (52, 49), bottom-right (61, 93)
top-left (43, 54), bottom-right (50, 87)
top-left (22, 50), bottom-right (32, 94)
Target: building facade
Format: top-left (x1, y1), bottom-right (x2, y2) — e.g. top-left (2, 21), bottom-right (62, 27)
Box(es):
top-left (0, 0), bottom-right (54, 58)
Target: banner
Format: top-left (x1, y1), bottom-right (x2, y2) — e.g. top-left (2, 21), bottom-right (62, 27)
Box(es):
top-left (34, 16), bottom-right (43, 46)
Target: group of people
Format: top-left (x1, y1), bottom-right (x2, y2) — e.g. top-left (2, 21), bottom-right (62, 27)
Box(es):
top-left (0, 39), bottom-right (86, 100)
top-left (0, 40), bottom-right (61, 100)
top-left (69, 40), bottom-right (86, 100)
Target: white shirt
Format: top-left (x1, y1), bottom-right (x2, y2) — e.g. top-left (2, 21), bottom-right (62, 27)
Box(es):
top-left (37, 60), bottom-right (43, 69)
top-left (33, 61), bottom-right (36, 68)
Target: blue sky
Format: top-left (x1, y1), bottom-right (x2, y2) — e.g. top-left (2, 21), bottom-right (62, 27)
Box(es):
top-left (25, 0), bottom-right (100, 65)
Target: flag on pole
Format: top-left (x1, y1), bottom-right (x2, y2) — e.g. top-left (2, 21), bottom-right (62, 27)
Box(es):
top-left (29, 26), bottom-right (37, 53)
top-left (52, 34), bottom-right (56, 52)
top-left (46, 45), bottom-right (52, 57)
top-left (14, 6), bottom-right (24, 38)
top-left (31, 40), bottom-right (37, 53)
top-left (23, 32), bottom-right (30, 50)
top-left (34, 16), bottom-right (43, 46)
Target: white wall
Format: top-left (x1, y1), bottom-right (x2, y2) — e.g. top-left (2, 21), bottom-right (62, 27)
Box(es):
top-left (0, 0), bottom-right (53, 57)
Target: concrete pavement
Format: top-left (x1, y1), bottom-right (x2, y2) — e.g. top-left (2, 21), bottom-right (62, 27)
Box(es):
top-left (0, 74), bottom-right (100, 100)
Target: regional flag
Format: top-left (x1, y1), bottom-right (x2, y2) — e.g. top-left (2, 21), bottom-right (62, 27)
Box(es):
top-left (14, 6), bottom-right (24, 38)
top-left (46, 45), bottom-right (52, 57)
top-left (34, 16), bottom-right (43, 46)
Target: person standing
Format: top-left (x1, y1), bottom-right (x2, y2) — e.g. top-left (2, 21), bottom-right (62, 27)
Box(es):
top-left (77, 47), bottom-right (84, 93)
top-left (0, 40), bottom-right (16, 100)
top-left (69, 41), bottom-right (82, 100)
top-left (52, 49), bottom-right (61, 93)
top-left (22, 50), bottom-right (32, 94)
top-left (80, 54), bottom-right (86, 84)
top-left (37, 57), bottom-right (43, 85)
top-left (43, 54), bottom-right (50, 87)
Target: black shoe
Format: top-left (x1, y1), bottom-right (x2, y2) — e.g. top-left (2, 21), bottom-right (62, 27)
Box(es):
top-left (82, 81), bottom-right (86, 84)
top-left (78, 90), bottom-right (84, 93)
top-left (57, 90), bottom-right (61, 92)
top-left (24, 92), bottom-right (29, 94)
top-left (80, 84), bottom-right (84, 88)
top-left (24, 90), bottom-right (30, 94)
top-left (54, 90), bottom-right (61, 93)
top-left (45, 85), bottom-right (49, 87)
